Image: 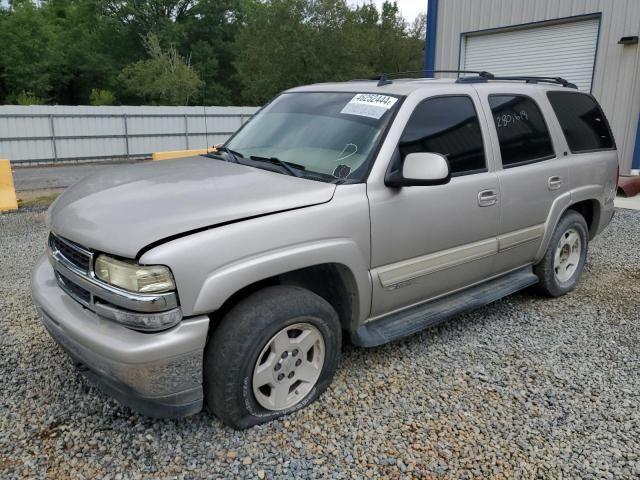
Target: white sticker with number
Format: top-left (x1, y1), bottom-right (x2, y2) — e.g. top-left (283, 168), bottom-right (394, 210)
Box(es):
top-left (340, 93), bottom-right (398, 119)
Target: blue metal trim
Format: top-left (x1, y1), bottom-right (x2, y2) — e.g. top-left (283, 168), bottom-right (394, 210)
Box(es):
top-left (456, 32), bottom-right (463, 74)
top-left (456, 12), bottom-right (603, 91)
top-left (633, 113), bottom-right (640, 170)
top-left (424, 0), bottom-right (439, 77)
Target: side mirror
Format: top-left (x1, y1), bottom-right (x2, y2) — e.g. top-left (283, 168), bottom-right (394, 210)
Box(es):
top-left (385, 152), bottom-right (451, 187)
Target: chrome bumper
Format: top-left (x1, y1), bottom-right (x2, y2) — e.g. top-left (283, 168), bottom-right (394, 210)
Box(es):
top-left (31, 255), bottom-right (209, 418)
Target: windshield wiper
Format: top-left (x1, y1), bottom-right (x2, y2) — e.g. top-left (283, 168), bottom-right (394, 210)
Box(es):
top-left (203, 145), bottom-right (243, 163)
top-left (249, 155), bottom-right (305, 178)
top-left (217, 146), bottom-right (244, 163)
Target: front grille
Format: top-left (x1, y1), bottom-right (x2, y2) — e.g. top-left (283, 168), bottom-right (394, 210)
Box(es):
top-left (49, 234), bottom-right (92, 272)
top-left (55, 272), bottom-right (91, 304)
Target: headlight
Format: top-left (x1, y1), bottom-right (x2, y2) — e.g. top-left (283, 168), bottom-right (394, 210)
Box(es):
top-left (94, 255), bottom-right (176, 293)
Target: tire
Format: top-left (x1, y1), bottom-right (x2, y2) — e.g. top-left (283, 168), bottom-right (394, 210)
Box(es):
top-left (204, 285), bottom-right (341, 429)
top-left (534, 210), bottom-right (588, 297)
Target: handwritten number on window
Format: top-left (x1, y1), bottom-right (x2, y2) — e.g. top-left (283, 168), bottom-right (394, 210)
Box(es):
top-left (496, 110), bottom-right (528, 128)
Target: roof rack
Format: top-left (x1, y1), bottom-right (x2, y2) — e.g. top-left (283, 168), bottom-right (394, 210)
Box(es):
top-left (456, 74), bottom-right (578, 89)
top-left (372, 70), bottom-right (493, 87)
top-left (368, 69), bottom-right (577, 89)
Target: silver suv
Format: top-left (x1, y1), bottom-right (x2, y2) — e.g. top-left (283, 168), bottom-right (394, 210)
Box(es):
top-left (31, 74), bottom-right (618, 429)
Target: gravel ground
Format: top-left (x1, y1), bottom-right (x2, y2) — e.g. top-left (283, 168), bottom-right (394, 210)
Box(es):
top-left (1, 208), bottom-right (639, 479)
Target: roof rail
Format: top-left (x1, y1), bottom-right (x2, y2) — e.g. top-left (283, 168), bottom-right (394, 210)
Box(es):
top-left (372, 70), bottom-right (494, 87)
top-left (456, 75), bottom-right (578, 89)
top-left (365, 70), bottom-right (577, 89)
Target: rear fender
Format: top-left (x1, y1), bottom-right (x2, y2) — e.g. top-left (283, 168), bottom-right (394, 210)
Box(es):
top-left (534, 186), bottom-right (603, 262)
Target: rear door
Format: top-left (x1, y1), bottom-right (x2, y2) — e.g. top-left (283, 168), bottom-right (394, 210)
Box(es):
top-left (476, 86), bottom-right (570, 274)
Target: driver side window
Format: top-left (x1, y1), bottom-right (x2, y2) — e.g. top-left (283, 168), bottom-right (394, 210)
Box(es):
top-left (399, 96), bottom-right (487, 176)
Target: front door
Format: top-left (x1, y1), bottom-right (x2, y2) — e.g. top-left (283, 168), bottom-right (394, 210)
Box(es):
top-left (367, 94), bottom-right (501, 317)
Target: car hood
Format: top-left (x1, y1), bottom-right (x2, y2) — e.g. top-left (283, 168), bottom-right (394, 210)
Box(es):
top-left (49, 156), bottom-right (336, 258)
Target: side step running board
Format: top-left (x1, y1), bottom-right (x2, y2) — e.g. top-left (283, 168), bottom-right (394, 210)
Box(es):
top-left (352, 267), bottom-right (539, 347)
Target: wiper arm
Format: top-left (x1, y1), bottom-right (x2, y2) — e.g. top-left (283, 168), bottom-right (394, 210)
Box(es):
top-left (203, 145), bottom-right (244, 164)
top-left (249, 155), bottom-right (305, 178)
top-left (217, 146), bottom-right (244, 163)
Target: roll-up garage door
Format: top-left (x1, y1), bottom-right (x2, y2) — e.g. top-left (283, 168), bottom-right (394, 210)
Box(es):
top-left (462, 18), bottom-right (600, 92)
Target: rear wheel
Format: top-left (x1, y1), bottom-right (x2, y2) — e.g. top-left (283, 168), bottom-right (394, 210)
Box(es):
top-left (534, 210), bottom-right (588, 297)
top-left (204, 285), bottom-right (341, 429)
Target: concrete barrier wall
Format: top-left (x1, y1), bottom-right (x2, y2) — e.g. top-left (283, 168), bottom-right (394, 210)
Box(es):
top-left (0, 105), bottom-right (259, 164)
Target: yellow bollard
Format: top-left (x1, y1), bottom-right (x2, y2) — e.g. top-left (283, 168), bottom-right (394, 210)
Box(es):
top-left (151, 148), bottom-right (215, 161)
top-left (0, 159), bottom-right (18, 212)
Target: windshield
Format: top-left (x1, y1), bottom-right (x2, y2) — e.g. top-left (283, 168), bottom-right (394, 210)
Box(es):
top-left (225, 92), bottom-right (401, 182)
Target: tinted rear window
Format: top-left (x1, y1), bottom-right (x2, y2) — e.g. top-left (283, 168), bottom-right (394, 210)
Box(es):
top-left (489, 95), bottom-right (555, 167)
top-left (547, 91), bottom-right (614, 152)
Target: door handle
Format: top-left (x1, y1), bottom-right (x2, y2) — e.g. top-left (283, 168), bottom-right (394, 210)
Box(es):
top-left (478, 189), bottom-right (498, 207)
top-left (548, 176), bottom-right (563, 190)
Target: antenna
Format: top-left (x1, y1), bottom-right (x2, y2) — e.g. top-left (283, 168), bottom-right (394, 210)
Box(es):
top-left (202, 80), bottom-right (210, 148)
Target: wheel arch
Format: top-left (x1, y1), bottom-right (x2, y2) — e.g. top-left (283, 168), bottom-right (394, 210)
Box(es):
top-left (205, 263), bottom-right (364, 343)
top-left (567, 199), bottom-right (600, 239)
top-left (535, 191), bottom-right (602, 262)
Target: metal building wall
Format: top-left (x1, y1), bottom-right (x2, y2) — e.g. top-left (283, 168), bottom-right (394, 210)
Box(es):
top-left (433, 0), bottom-right (640, 174)
top-left (0, 105), bottom-right (259, 163)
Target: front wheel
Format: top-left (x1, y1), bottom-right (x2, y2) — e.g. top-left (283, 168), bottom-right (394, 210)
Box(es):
top-left (204, 285), bottom-right (341, 429)
top-left (534, 210), bottom-right (588, 297)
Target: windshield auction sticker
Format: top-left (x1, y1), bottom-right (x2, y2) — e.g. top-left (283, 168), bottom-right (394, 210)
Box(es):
top-left (340, 94), bottom-right (398, 119)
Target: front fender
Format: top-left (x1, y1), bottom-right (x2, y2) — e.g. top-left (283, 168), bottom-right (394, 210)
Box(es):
top-left (139, 184), bottom-right (372, 321)
top-left (192, 238), bottom-right (371, 320)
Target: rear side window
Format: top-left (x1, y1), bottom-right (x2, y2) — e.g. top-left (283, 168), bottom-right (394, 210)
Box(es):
top-left (547, 91), bottom-right (614, 152)
top-left (399, 95), bottom-right (486, 175)
top-left (489, 95), bottom-right (555, 167)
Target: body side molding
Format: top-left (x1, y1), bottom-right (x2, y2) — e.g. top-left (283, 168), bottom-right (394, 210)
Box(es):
top-left (374, 238), bottom-right (498, 289)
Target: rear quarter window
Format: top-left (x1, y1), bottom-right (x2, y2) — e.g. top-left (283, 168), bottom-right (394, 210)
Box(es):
top-left (546, 91), bottom-right (615, 152)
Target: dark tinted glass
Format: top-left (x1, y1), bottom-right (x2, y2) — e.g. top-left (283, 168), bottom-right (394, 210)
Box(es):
top-left (489, 95), bottom-right (554, 167)
top-left (547, 91), bottom-right (614, 152)
top-left (399, 96), bottom-right (486, 175)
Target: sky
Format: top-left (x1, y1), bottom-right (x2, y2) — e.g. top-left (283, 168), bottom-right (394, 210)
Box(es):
top-left (348, 0), bottom-right (427, 22)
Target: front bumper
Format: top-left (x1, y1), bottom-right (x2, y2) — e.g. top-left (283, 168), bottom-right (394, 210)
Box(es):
top-left (31, 255), bottom-right (210, 418)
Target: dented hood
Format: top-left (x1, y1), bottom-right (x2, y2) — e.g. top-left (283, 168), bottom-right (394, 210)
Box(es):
top-left (49, 157), bottom-right (335, 258)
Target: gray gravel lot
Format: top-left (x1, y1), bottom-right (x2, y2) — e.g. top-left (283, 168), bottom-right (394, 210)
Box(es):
top-left (1, 208), bottom-right (639, 479)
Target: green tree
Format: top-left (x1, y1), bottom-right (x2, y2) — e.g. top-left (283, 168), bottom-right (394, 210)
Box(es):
top-left (14, 91), bottom-right (46, 105)
top-left (47, 0), bottom-right (140, 104)
top-left (89, 88), bottom-right (116, 105)
top-left (0, 1), bottom-right (61, 103)
top-left (120, 32), bottom-right (204, 105)
top-left (0, 0), bottom-right (425, 106)
top-left (234, 0), bottom-right (425, 104)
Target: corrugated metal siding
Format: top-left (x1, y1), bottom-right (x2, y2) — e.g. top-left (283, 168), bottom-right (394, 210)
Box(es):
top-left (463, 18), bottom-right (600, 92)
top-left (0, 105), bottom-right (258, 163)
top-left (436, 0), bottom-right (640, 174)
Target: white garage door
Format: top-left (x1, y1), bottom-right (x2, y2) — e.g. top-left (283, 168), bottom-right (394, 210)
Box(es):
top-left (462, 18), bottom-right (600, 92)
